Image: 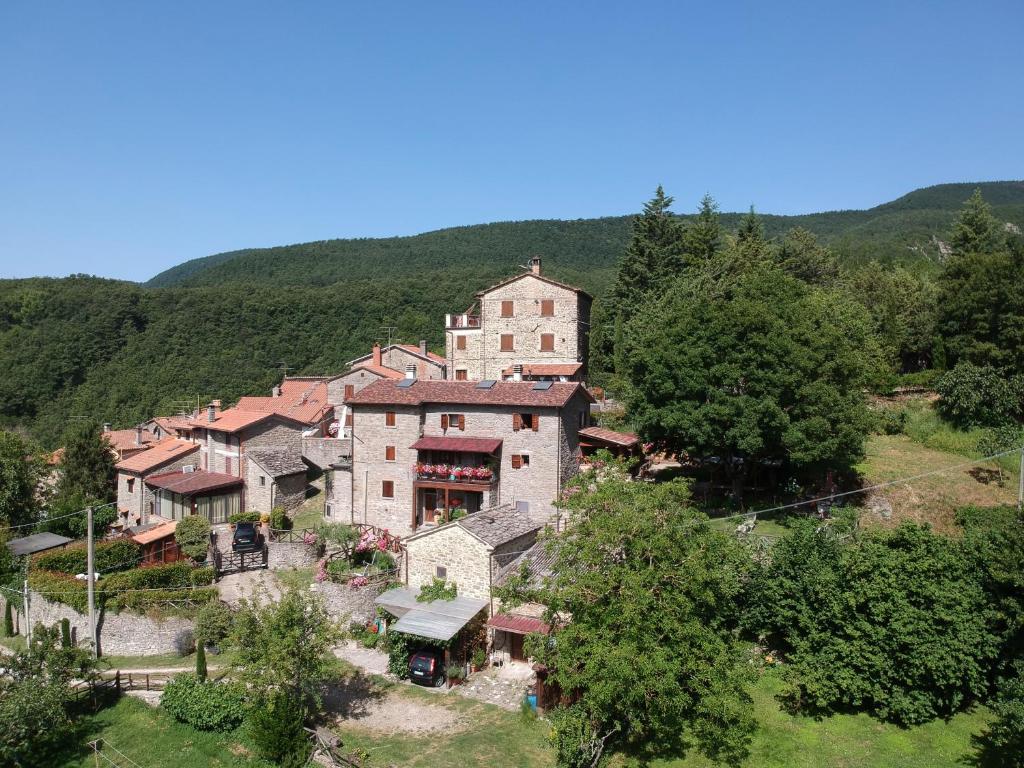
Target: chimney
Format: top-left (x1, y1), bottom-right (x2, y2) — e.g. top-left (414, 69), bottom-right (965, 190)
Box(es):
top-left (529, 256), bottom-right (542, 275)
top-left (419, 339), bottom-right (427, 356)
top-left (512, 364), bottom-right (523, 382)
top-left (272, 384), bottom-right (282, 397)
top-left (405, 364), bottom-right (417, 380)
top-left (102, 423), bottom-right (111, 433)
top-left (372, 343), bottom-right (382, 367)
top-left (207, 402), bottom-right (217, 423)
top-left (135, 426), bottom-right (143, 446)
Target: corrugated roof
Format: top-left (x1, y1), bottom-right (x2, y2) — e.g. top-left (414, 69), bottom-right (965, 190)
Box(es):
top-left (7, 532), bottom-right (73, 557)
top-left (247, 449), bottom-right (308, 477)
top-left (488, 613), bottom-right (550, 635)
top-left (501, 363), bottom-right (582, 378)
top-left (347, 380), bottom-right (592, 408)
top-left (410, 436), bottom-right (502, 454)
top-left (578, 426), bottom-right (639, 448)
top-left (375, 587), bottom-right (488, 642)
top-left (116, 438), bottom-right (199, 473)
top-left (145, 469), bottom-right (243, 496)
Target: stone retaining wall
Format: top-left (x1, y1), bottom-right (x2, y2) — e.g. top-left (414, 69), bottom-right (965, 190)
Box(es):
top-left (312, 579), bottom-right (389, 625)
top-left (267, 540), bottom-right (320, 570)
top-left (25, 591), bottom-right (194, 656)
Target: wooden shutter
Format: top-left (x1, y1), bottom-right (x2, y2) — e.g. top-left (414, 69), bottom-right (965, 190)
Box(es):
top-left (513, 413), bottom-right (522, 431)
top-left (385, 411), bottom-right (396, 427)
top-left (441, 414), bottom-right (449, 430)
top-left (532, 414), bottom-right (539, 432)
top-left (540, 333), bottom-right (554, 352)
top-left (500, 334), bottom-right (514, 352)
top-left (501, 300), bottom-right (514, 317)
top-left (385, 445), bottom-right (396, 461)
top-left (456, 335), bottom-right (466, 350)
top-left (344, 412), bottom-right (353, 427)
top-left (455, 369), bottom-right (468, 381)
top-left (511, 454), bottom-right (522, 469)
top-left (382, 480), bottom-right (394, 498)
top-left (458, 414), bottom-right (465, 431)
top-left (344, 384), bottom-right (354, 400)
top-left (541, 299), bottom-right (554, 316)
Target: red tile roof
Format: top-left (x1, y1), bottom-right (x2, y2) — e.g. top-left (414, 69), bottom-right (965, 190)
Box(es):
top-left (578, 426), bottom-right (639, 448)
top-left (410, 436), bottom-right (503, 454)
top-left (349, 344), bottom-right (447, 369)
top-left (487, 613), bottom-right (551, 635)
top-left (351, 362), bottom-right (405, 380)
top-left (501, 363), bottom-right (583, 378)
top-left (104, 428), bottom-right (158, 452)
top-left (116, 439), bottom-right (199, 473)
top-left (347, 380), bottom-right (593, 408)
top-left (235, 379), bottom-right (332, 425)
top-left (150, 416), bottom-right (195, 435)
top-left (396, 344), bottom-right (447, 365)
top-left (145, 469), bottom-right (243, 495)
top-left (131, 521), bottom-right (177, 545)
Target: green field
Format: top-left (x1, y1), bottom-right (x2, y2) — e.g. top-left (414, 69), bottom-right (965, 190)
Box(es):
top-left (59, 666), bottom-right (990, 768)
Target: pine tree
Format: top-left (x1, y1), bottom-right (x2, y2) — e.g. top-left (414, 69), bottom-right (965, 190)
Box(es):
top-left (57, 422), bottom-right (116, 503)
top-left (196, 641), bottom-right (208, 682)
top-left (949, 189), bottom-right (1004, 256)
top-left (737, 205), bottom-right (766, 245)
top-left (3, 602), bottom-right (13, 638)
top-left (60, 618), bottom-right (71, 648)
top-left (682, 193), bottom-right (721, 265)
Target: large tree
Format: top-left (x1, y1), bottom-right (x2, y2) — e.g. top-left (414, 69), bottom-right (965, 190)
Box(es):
top-left (499, 464), bottom-right (755, 767)
top-left (622, 263), bottom-right (878, 494)
top-left (949, 188), bottom-right (1006, 257)
top-left (0, 430), bottom-right (41, 528)
top-left (681, 193), bottom-right (722, 265)
top-left (56, 421), bottom-right (116, 503)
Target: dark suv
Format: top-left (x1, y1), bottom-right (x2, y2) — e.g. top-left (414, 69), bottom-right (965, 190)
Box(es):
top-left (408, 649), bottom-right (445, 687)
top-left (232, 521), bottom-right (261, 553)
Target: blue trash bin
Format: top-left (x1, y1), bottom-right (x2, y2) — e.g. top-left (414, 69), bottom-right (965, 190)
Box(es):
top-left (526, 694), bottom-right (538, 712)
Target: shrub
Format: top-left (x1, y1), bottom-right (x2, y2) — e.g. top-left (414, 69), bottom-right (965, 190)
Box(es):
top-left (161, 673), bottom-right (248, 731)
top-left (417, 577), bottom-right (457, 602)
top-left (935, 362), bottom-right (1023, 428)
top-left (270, 506), bottom-right (292, 531)
top-left (27, 570), bottom-right (88, 612)
top-left (103, 562), bottom-right (195, 591)
top-left (109, 588), bottom-right (219, 613)
top-left (195, 601), bottom-right (234, 647)
top-left (871, 407), bottom-right (907, 435)
top-left (196, 642), bottom-right (207, 681)
top-left (246, 691), bottom-right (310, 767)
top-left (3, 602), bottom-right (12, 637)
top-left (175, 515), bottom-right (211, 561)
top-left (60, 618), bottom-right (71, 648)
top-left (315, 522), bottom-right (358, 548)
top-left (33, 539), bottom-right (141, 575)
top-left (172, 628), bottom-right (196, 656)
top-left (228, 511), bottom-right (261, 525)
top-left (190, 566), bottom-right (215, 586)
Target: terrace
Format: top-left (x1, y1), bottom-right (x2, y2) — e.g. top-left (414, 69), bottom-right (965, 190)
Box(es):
top-left (409, 436), bottom-right (500, 529)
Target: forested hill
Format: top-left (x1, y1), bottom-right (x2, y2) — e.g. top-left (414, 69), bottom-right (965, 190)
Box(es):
top-left (146, 181), bottom-right (1024, 291)
top-left (3, 180), bottom-right (1023, 447)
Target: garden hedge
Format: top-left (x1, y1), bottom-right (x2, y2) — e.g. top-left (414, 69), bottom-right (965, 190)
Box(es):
top-left (33, 539), bottom-right (142, 575)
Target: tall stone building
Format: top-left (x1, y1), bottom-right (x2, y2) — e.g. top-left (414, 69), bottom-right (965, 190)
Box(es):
top-left (445, 257), bottom-right (591, 382)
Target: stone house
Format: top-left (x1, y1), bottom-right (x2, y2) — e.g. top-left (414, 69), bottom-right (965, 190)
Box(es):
top-left (490, 540), bottom-right (557, 662)
top-left (235, 377), bottom-right (334, 435)
top-left (143, 415), bottom-right (196, 441)
top-left (115, 438), bottom-right (200, 526)
top-left (188, 403), bottom-right (308, 513)
top-left (345, 378), bottom-right (593, 538)
top-left (445, 257), bottom-right (592, 382)
top-left (348, 342), bottom-right (447, 382)
top-left (245, 448), bottom-right (308, 513)
top-left (102, 424), bottom-right (158, 462)
top-left (403, 505), bottom-right (541, 601)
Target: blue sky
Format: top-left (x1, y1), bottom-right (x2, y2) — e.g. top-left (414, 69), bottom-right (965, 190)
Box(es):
top-left (1, 1), bottom-right (1021, 282)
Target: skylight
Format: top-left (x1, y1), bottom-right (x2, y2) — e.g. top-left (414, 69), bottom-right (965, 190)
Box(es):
top-left (475, 380), bottom-right (496, 389)
top-left (532, 381), bottom-right (553, 390)
top-left (396, 379), bottom-right (416, 389)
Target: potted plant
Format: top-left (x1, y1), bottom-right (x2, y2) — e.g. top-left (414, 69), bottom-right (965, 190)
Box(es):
top-left (471, 647), bottom-right (487, 673)
top-left (446, 663), bottom-right (465, 687)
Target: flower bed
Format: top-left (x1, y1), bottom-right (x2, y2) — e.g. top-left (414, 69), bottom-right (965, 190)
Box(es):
top-left (413, 464), bottom-right (493, 482)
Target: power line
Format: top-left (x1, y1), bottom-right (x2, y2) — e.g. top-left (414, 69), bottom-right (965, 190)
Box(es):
top-left (0, 501), bottom-right (116, 534)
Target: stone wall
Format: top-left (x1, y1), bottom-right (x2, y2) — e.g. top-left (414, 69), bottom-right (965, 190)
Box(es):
top-left (25, 591), bottom-right (194, 656)
top-left (267, 539), bottom-right (320, 570)
top-left (405, 524), bottom-right (494, 600)
top-left (325, 466), bottom-right (353, 523)
top-left (446, 327), bottom-right (484, 381)
top-left (351, 405), bottom-right (422, 536)
top-left (302, 436), bottom-right (350, 469)
top-left (313, 579), bottom-right (389, 625)
top-left (246, 466), bottom-right (307, 514)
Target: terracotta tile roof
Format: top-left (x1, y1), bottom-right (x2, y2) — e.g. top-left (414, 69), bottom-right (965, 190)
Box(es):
top-left (116, 438), bottom-right (199, 474)
top-left (349, 344), bottom-right (446, 369)
top-left (476, 270), bottom-right (592, 300)
top-left (396, 344), bottom-right (448, 365)
top-left (487, 613), bottom-right (551, 635)
top-left (347, 380), bottom-right (593, 408)
top-left (150, 416), bottom-right (195, 435)
top-left (501, 363), bottom-right (583, 378)
top-left (410, 436), bottom-right (503, 454)
top-left (47, 448), bottom-right (65, 466)
top-left (235, 379), bottom-right (332, 425)
top-left (190, 408), bottom-right (274, 433)
top-left (130, 521), bottom-right (177, 545)
top-left (145, 469), bottom-right (243, 495)
top-left (103, 428), bottom-right (158, 451)
top-left (351, 362), bottom-right (405, 380)
top-left (578, 426), bottom-right (639, 448)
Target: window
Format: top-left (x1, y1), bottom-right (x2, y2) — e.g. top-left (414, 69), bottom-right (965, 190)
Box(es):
top-left (540, 333), bottom-right (555, 352)
top-left (385, 411), bottom-right (396, 427)
top-left (126, 478), bottom-right (135, 493)
top-left (344, 384), bottom-right (354, 400)
top-left (513, 413), bottom-right (538, 431)
top-left (385, 445), bottom-right (396, 462)
top-left (225, 456), bottom-right (232, 475)
top-left (441, 414), bottom-right (465, 430)
top-left (382, 480), bottom-right (394, 498)
top-left (516, 500), bottom-right (530, 514)
top-left (579, 410), bottom-right (588, 427)
top-left (541, 299), bottom-right (554, 316)
top-left (436, 566), bottom-right (447, 579)
top-left (455, 369), bottom-right (468, 381)
top-left (259, 475), bottom-right (266, 487)
top-left (511, 454), bottom-right (530, 469)
top-left (344, 412), bottom-right (353, 427)
top-left (456, 335), bottom-right (467, 351)
top-left (500, 334), bottom-right (514, 352)
top-left (501, 300), bottom-right (514, 317)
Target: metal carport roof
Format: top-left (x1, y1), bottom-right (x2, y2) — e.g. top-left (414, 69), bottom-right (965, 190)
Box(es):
top-left (7, 532), bottom-right (73, 557)
top-left (375, 587), bottom-right (488, 642)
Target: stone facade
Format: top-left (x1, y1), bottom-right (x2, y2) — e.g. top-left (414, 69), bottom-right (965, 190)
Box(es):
top-left (25, 591), bottom-right (195, 656)
top-left (313, 579), bottom-right (390, 625)
top-left (351, 405), bottom-right (422, 533)
top-left (327, 368), bottom-right (391, 411)
top-left (301, 435), bottom-right (350, 469)
top-left (245, 463), bottom-right (307, 513)
top-left (117, 451), bottom-right (200, 523)
top-left (348, 344), bottom-right (447, 381)
top-left (267, 539), bottom-right (320, 570)
top-left (196, 416), bottom-right (303, 478)
top-left (325, 464), bottom-right (353, 522)
top-left (446, 270), bottom-right (591, 381)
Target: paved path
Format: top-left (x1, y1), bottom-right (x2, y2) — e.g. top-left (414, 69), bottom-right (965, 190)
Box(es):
top-left (334, 640), bottom-right (390, 676)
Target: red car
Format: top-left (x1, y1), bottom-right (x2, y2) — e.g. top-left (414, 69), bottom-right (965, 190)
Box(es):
top-left (408, 649), bottom-right (445, 687)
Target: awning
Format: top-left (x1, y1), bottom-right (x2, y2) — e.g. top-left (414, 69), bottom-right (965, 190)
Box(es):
top-left (488, 613), bottom-right (551, 636)
top-left (145, 470), bottom-right (243, 496)
top-left (410, 436), bottom-right (502, 454)
top-left (375, 587), bottom-right (488, 642)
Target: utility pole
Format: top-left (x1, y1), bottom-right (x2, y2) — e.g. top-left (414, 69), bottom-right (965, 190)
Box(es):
top-left (23, 579), bottom-right (30, 643)
top-left (1018, 445), bottom-right (1023, 516)
top-left (86, 506), bottom-right (97, 658)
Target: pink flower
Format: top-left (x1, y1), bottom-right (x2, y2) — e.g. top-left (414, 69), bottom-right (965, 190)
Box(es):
top-left (349, 575), bottom-right (368, 588)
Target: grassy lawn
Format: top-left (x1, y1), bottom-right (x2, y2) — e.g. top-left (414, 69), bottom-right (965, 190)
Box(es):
top-left (0, 634), bottom-right (27, 652)
top-left (99, 648), bottom-right (237, 671)
top-left (290, 477), bottom-right (326, 530)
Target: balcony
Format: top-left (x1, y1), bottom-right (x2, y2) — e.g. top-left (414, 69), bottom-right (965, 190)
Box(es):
top-left (445, 313), bottom-right (481, 329)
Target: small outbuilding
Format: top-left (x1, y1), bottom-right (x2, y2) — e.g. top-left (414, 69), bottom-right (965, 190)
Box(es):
top-left (7, 532), bottom-right (73, 558)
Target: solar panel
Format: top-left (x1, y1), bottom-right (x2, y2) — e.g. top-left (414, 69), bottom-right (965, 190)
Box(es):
top-left (396, 379), bottom-right (416, 388)
top-left (532, 381), bottom-right (553, 390)
top-left (475, 380), bottom-right (496, 389)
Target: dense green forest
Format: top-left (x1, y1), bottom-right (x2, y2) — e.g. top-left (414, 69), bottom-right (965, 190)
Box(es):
top-left (2, 181), bottom-right (1023, 447)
